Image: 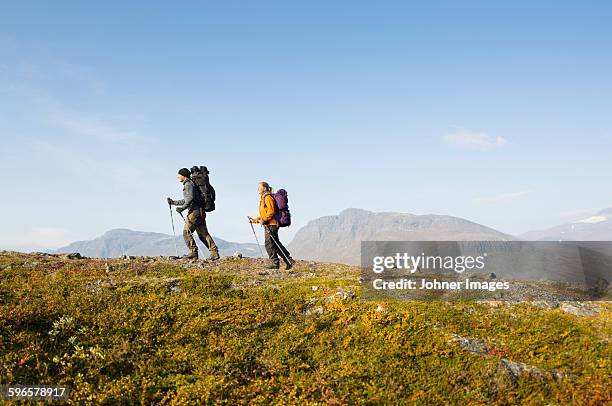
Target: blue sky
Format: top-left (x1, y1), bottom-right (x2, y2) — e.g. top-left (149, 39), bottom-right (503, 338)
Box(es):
top-left (1, 1), bottom-right (611, 251)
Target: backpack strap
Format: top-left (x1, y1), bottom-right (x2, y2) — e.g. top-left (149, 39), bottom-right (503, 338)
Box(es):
top-left (188, 179), bottom-right (204, 206)
top-left (262, 192), bottom-right (277, 209)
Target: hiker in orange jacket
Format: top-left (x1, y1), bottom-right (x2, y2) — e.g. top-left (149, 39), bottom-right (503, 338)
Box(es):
top-left (249, 182), bottom-right (294, 270)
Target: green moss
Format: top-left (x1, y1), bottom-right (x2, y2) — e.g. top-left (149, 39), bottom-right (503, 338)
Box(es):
top-left (0, 253), bottom-right (610, 404)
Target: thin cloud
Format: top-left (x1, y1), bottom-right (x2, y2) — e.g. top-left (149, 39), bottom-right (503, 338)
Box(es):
top-left (28, 89), bottom-right (144, 145)
top-left (444, 129), bottom-right (508, 150)
top-left (0, 227), bottom-right (75, 251)
top-left (475, 190), bottom-right (529, 204)
top-left (4, 79), bottom-right (159, 187)
top-left (558, 207), bottom-right (599, 219)
top-left (53, 60), bottom-right (108, 95)
top-left (48, 107), bottom-right (139, 143)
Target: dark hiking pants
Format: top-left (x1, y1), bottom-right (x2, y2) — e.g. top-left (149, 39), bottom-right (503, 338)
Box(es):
top-left (183, 209), bottom-right (218, 256)
top-left (264, 225), bottom-right (292, 266)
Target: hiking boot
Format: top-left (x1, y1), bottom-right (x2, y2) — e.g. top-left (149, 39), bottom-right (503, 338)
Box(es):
top-left (266, 263), bottom-right (280, 270)
top-left (208, 252), bottom-right (220, 261)
top-left (183, 252), bottom-right (198, 260)
top-left (285, 258), bottom-right (296, 270)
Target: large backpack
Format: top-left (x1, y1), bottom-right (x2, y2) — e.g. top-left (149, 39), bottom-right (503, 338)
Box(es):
top-left (273, 189), bottom-right (291, 227)
top-left (190, 166), bottom-right (216, 212)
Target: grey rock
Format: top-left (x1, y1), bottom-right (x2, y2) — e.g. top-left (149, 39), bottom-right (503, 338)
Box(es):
top-left (85, 279), bottom-right (103, 293)
top-left (559, 301), bottom-right (600, 316)
top-left (452, 333), bottom-right (565, 382)
top-left (326, 289), bottom-right (355, 302)
top-left (531, 300), bottom-right (560, 309)
top-left (475, 300), bottom-right (507, 307)
top-left (451, 334), bottom-right (488, 355)
top-left (304, 305), bottom-right (324, 316)
top-left (165, 279), bottom-right (181, 294)
top-left (501, 358), bottom-right (547, 382)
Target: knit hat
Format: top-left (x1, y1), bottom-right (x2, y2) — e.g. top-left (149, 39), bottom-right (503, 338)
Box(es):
top-left (178, 168), bottom-right (191, 178)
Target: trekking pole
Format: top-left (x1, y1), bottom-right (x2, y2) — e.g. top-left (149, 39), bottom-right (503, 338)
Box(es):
top-left (264, 225), bottom-right (291, 264)
top-left (248, 217), bottom-right (265, 258)
top-left (169, 203), bottom-right (179, 257)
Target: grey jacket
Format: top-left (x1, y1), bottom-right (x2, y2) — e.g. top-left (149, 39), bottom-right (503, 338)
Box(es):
top-left (175, 179), bottom-right (201, 213)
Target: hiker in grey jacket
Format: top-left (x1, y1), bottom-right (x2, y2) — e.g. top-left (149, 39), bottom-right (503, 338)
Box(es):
top-left (173, 176), bottom-right (196, 213)
top-left (167, 168), bottom-right (219, 260)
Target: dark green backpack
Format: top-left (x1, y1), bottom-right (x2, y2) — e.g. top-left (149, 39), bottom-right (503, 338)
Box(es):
top-left (190, 166), bottom-right (216, 212)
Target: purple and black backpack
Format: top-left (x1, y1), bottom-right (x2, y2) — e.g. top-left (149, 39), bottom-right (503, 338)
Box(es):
top-left (273, 189), bottom-right (291, 227)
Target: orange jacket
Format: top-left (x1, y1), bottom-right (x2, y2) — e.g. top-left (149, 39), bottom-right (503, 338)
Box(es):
top-left (251, 193), bottom-right (278, 226)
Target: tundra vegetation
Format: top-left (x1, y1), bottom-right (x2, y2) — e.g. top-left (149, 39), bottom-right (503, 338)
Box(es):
top-left (0, 252), bottom-right (610, 404)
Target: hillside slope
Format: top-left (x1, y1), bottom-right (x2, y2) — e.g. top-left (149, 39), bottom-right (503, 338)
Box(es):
top-left (521, 208), bottom-right (612, 241)
top-left (1, 252), bottom-right (610, 404)
top-left (53, 228), bottom-right (263, 258)
top-left (288, 208), bottom-right (515, 264)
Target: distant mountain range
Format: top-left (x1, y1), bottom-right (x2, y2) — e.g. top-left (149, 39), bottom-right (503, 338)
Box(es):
top-left (53, 228), bottom-right (263, 258)
top-left (520, 208), bottom-right (612, 241)
top-left (286, 208), bottom-right (611, 284)
top-left (287, 208), bottom-right (514, 265)
top-left (52, 207), bottom-right (612, 264)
